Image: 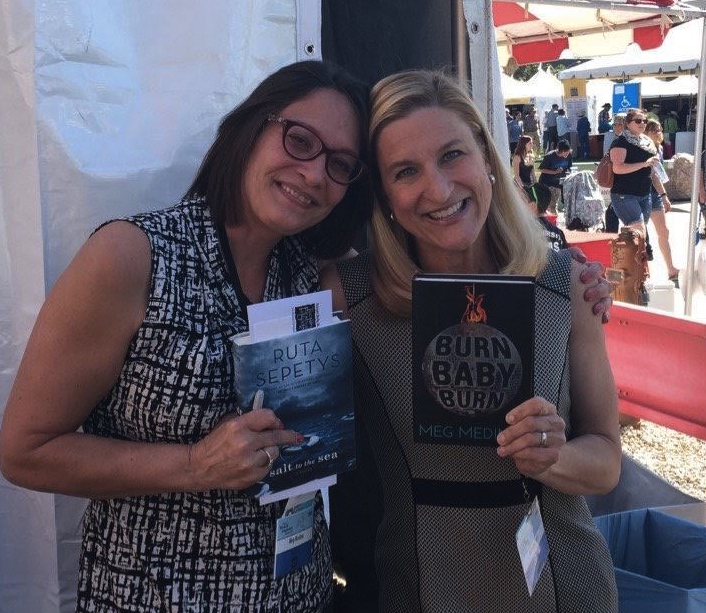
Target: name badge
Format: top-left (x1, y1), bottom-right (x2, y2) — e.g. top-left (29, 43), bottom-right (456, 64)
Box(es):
top-left (515, 496), bottom-right (549, 596)
top-left (274, 492), bottom-right (316, 578)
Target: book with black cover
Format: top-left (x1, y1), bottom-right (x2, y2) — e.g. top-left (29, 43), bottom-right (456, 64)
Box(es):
top-left (412, 274), bottom-right (535, 447)
top-left (232, 315), bottom-right (356, 500)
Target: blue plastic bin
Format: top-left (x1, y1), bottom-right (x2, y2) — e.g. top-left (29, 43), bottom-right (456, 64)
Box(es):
top-left (594, 508), bottom-right (706, 612)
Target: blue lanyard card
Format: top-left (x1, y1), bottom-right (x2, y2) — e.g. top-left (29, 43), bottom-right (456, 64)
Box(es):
top-left (274, 493), bottom-right (316, 578)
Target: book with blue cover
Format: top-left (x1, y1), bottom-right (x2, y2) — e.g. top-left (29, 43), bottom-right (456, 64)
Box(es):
top-left (412, 274), bottom-right (535, 447)
top-left (232, 292), bottom-right (355, 502)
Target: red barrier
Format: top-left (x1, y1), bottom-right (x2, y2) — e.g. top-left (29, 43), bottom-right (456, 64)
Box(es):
top-left (566, 231), bottom-right (618, 271)
top-left (605, 303), bottom-right (706, 440)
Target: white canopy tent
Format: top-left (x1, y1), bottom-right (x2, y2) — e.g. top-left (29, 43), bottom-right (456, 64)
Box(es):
top-left (559, 17), bottom-right (703, 79)
top-left (493, 0), bottom-right (706, 69)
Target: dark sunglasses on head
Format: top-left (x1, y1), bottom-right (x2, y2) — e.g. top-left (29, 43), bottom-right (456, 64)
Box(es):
top-left (267, 115), bottom-right (366, 185)
top-left (631, 118), bottom-right (647, 125)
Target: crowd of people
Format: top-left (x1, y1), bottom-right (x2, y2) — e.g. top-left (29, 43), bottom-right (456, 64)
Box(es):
top-left (505, 99), bottom-right (685, 286)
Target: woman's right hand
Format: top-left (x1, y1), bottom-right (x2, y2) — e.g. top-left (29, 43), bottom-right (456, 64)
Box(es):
top-left (190, 409), bottom-right (302, 491)
top-left (645, 156), bottom-right (659, 169)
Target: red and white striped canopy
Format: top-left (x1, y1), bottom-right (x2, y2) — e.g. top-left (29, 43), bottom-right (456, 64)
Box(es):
top-left (492, 0), bottom-right (701, 67)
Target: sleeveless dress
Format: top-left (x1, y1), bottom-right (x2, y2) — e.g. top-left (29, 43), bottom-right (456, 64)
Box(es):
top-left (78, 200), bottom-right (332, 612)
top-left (333, 250), bottom-right (617, 613)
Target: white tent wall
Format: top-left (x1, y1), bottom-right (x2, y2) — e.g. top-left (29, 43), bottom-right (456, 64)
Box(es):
top-left (0, 2), bottom-right (59, 613)
top-left (0, 1), bottom-right (320, 611)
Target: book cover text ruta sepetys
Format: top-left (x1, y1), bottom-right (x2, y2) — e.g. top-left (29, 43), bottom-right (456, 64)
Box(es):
top-left (232, 317), bottom-right (355, 498)
top-left (412, 274), bottom-right (535, 446)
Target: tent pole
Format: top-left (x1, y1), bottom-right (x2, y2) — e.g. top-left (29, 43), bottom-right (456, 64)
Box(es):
top-left (684, 16), bottom-right (706, 316)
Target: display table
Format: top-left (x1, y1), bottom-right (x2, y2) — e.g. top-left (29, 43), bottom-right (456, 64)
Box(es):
top-left (564, 230), bottom-right (617, 270)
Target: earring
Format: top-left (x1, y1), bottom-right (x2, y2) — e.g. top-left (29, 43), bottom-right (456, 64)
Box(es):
top-left (389, 211), bottom-right (395, 222)
top-left (488, 173), bottom-right (496, 185)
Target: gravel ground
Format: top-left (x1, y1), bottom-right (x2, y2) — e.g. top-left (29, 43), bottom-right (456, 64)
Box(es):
top-left (621, 421), bottom-right (706, 501)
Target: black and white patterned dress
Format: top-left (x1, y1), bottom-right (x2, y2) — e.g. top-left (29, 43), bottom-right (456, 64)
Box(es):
top-left (332, 249), bottom-right (617, 613)
top-left (77, 200), bottom-right (332, 612)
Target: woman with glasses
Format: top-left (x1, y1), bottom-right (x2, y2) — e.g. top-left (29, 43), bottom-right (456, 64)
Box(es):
top-left (0, 60), bottom-right (370, 612)
top-left (608, 108), bottom-right (660, 235)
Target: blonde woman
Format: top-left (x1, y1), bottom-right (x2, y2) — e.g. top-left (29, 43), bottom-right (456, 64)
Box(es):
top-left (325, 70), bottom-right (619, 612)
top-left (645, 119), bottom-right (679, 283)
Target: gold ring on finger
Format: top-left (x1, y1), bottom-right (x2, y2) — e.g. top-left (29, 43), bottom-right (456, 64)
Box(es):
top-left (261, 448), bottom-right (275, 469)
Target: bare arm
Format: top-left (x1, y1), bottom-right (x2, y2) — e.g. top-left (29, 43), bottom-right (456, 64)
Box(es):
top-left (610, 146), bottom-right (658, 175)
top-left (0, 222), bottom-right (298, 498)
top-left (497, 260), bottom-right (621, 494)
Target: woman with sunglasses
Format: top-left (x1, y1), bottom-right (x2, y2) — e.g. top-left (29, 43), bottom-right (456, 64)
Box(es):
top-left (608, 108), bottom-right (660, 236)
top-left (0, 60), bottom-right (371, 612)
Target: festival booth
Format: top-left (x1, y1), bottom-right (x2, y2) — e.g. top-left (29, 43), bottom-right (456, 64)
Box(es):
top-left (2, 2), bottom-right (706, 612)
top-left (559, 17), bottom-right (704, 156)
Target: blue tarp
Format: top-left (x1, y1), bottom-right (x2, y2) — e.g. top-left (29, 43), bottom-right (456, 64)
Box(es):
top-left (595, 508), bottom-right (706, 613)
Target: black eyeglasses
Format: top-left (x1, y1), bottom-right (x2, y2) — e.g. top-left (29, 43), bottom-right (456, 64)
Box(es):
top-left (630, 118), bottom-right (647, 125)
top-left (267, 115), bottom-right (366, 185)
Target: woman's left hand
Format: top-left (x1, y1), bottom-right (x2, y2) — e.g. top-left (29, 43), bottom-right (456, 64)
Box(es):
top-left (566, 247), bottom-right (612, 323)
top-left (496, 397), bottom-right (566, 478)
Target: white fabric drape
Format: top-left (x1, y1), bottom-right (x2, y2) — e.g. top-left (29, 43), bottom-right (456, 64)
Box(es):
top-left (0, 2), bottom-right (305, 611)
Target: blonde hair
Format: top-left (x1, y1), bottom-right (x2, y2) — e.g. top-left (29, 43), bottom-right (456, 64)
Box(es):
top-left (368, 70), bottom-right (547, 317)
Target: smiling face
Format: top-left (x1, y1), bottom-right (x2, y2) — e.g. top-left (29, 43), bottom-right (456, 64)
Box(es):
top-left (241, 88), bottom-right (360, 239)
top-left (376, 106), bottom-right (494, 272)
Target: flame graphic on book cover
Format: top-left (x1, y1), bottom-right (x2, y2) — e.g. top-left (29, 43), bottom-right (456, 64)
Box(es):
top-left (421, 283), bottom-right (523, 417)
top-left (462, 284), bottom-right (487, 324)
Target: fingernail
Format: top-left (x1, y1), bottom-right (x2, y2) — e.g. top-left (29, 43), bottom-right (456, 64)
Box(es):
top-left (497, 434), bottom-right (505, 445)
top-left (506, 414), bottom-right (515, 424)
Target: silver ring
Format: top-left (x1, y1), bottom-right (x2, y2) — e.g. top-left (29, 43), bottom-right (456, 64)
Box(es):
top-left (261, 448), bottom-right (275, 468)
top-left (539, 431), bottom-right (548, 448)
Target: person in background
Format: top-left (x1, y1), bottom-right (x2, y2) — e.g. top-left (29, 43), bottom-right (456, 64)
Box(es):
top-left (663, 110), bottom-right (679, 144)
top-left (646, 105), bottom-right (660, 123)
top-left (543, 110), bottom-right (551, 152)
top-left (0, 60), bottom-right (372, 612)
top-left (508, 110), bottom-right (523, 155)
top-left (644, 118), bottom-right (679, 284)
top-left (598, 103), bottom-right (612, 134)
top-left (608, 108), bottom-right (659, 242)
top-left (545, 103), bottom-right (559, 151)
top-left (326, 69), bottom-right (620, 613)
top-left (539, 139), bottom-right (573, 215)
top-left (523, 106), bottom-right (541, 153)
top-left (556, 108), bottom-right (570, 144)
top-left (525, 182), bottom-right (569, 252)
top-left (512, 135), bottom-right (536, 188)
top-left (577, 111), bottom-right (591, 160)
top-left (603, 113), bottom-right (625, 156)
top-left (603, 113), bottom-right (626, 233)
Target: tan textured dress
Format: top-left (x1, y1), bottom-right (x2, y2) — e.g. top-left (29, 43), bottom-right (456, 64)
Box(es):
top-left (334, 249), bottom-right (617, 613)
